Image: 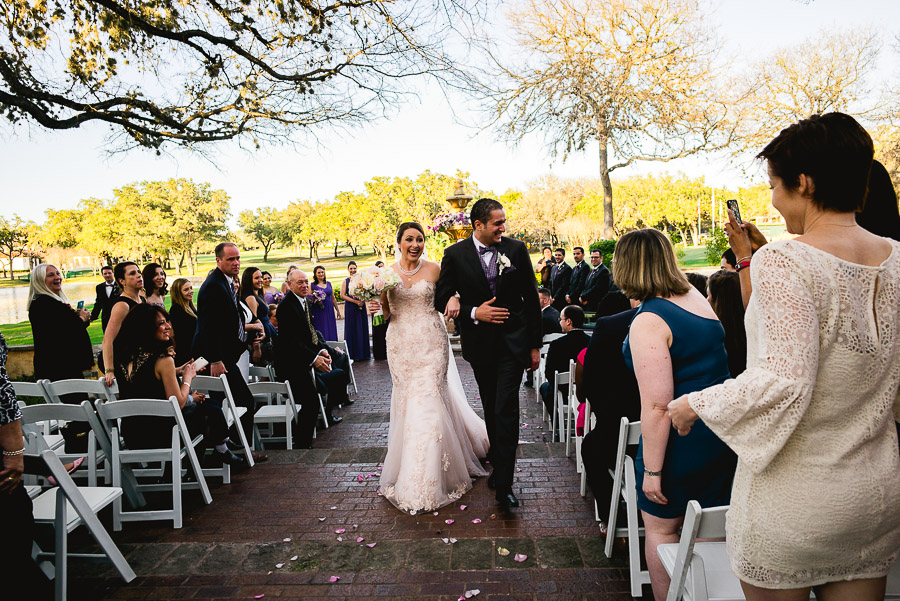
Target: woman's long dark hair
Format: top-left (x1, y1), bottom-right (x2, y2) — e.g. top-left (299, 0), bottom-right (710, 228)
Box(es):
top-left (857, 160), bottom-right (900, 241)
top-left (707, 270), bottom-right (746, 377)
top-left (240, 267), bottom-right (262, 301)
top-left (113, 304), bottom-right (172, 370)
top-left (313, 265), bottom-right (327, 284)
top-left (142, 263), bottom-right (168, 298)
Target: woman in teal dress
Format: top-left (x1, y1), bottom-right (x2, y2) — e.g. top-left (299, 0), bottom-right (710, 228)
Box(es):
top-left (615, 228), bottom-right (736, 601)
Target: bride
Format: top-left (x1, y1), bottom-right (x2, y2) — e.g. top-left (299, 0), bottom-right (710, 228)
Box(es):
top-left (373, 221), bottom-right (490, 514)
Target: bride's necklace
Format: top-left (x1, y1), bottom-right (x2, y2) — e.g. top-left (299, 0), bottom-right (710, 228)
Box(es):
top-left (397, 259), bottom-right (423, 279)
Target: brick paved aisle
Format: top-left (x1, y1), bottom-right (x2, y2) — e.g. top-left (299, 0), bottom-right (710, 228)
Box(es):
top-left (64, 358), bottom-right (632, 601)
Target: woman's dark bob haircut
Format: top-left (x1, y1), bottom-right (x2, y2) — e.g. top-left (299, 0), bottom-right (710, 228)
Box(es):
top-left (757, 112), bottom-right (874, 213)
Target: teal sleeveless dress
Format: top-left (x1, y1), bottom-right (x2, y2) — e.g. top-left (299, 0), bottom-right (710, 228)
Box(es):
top-left (623, 297), bottom-right (737, 518)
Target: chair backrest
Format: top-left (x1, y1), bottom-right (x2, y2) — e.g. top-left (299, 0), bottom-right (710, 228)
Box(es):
top-left (96, 397), bottom-right (179, 422)
top-left (44, 378), bottom-right (117, 404)
top-left (543, 332), bottom-right (565, 344)
top-left (19, 399), bottom-right (94, 426)
top-left (248, 380), bottom-right (297, 420)
top-left (664, 501), bottom-right (729, 601)
top-left (12, 379), bottom-right (53, 403)
top-left (191, 374), bottom-right (227, 394)
top-left (248, 365), bottom-right (276, 381)
top-left (327, 340), bottom-right (348, 353)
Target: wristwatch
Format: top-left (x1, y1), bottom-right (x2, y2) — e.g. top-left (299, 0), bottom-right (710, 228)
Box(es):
top-left (644, 468), bottom-right (662, 477)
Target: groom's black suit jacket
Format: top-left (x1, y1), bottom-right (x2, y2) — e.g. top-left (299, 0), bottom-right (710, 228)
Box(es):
top-left (435, 236), bottom-right (541, 365)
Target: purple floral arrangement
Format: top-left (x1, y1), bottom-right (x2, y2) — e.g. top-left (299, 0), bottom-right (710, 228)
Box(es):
top-left (429, 212), bottom-right (470, 233)
top-left (308, 288), bottom-right (327, 308)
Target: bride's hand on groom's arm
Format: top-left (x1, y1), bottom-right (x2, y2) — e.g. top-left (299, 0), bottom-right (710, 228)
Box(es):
top-left (444, 296), bottom-right (460, 319)
top-left (474, 297), bottom-right (509, 324)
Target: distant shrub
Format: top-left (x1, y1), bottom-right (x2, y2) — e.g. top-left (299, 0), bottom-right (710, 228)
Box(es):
top-left (589, 239), bottom-right (617, 266)
top-left (704, 228), bottom-right (729, 266)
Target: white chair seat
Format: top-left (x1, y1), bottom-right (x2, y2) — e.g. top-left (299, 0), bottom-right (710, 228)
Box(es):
top-left (657, 541), bottom-right (743, 601)
top-left (45, 434), bottom-right (65, 450)
top-left (33, 486), bottom-right (122, 533)
top-left (254, 404), bottom-right (292, 422)
top-left (26, 484), bottom-right (43, 499)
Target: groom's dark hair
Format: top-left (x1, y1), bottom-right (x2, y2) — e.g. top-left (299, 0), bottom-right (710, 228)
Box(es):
top-left (470, 197), bottom-right (503, 227)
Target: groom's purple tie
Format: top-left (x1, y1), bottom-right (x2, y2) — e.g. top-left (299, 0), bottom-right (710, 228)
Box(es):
top-left (479, 245), bottom-right (498, 295)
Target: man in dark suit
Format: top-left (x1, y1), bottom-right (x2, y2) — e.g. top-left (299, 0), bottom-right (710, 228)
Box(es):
top-left (538, 287), bottom-right (561, 335)
top-left (90, 265), bottom-right (119, 331)
top-left (565, 247), bottom-right (589, 306)
top-left (274, 270), bottom-right (348, 444)
top-left (192, 242), bottom-right (266, 462)
top-left (578, 249), bottom-right (612, 312)
top-left (549, 248), bottom-right (572, 311)
top-left (435, 198), bottom-right (541, 508)
top-left (539, 305), bottom-right (590, 415)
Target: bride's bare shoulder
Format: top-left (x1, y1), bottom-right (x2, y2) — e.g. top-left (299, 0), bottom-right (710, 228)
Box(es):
top-left (424, 260), bottom-right (441, 281)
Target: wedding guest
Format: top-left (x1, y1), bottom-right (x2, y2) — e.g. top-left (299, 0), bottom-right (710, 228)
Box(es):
top-left (550, 248), bottom-right (572, 310)
top-left (578, 249), bottom-right (611, 312)
top-left (90, 265), bottom-right (119, 330)
top-left (27, 264), bottom-right (93, 396)
top-left (280, 265), bottom-right (298, 297)
top-left (260, 271), bottom-right (283, 305)
top-left (539, 305), bottom-right (590, 416)
top-left (579, 291), bottom-right (641, 534)
top-left (536, 247), bottom-right (555, 288)
top-left (142, 263), bottom-right (167, 306)
top-left (371, 260), bottom-right (388, 360)
top-left (706, 270), bottom-right (746, 377)
top-left (615, 228), bottom-right (736, 600)
top-left (565, 247), bottom-right (589, 305)
top-left (192, 243), bottom-right (267, 462)
top-left (669, 113), bottom-right (900, 600)
top-left (240, 267), bottom-right (276, 365)
top-left (310, 265), bottom-right (339, 342)
top-left (0, 332), bottom-right (37, 599)
top-left (268, 304), bottom-right (279, 332)
top-left (168, 278), bottom-right (198, 367)
top-left (101, 262), bottom-right (145, 386)
top-left (538, 287), bottom-right (561, 335)
top-left (115, 304), bottom-right (244, 466)
top-left (341, 261), bottom-right (370, 360)
top-left (685, 272), bottom-right (707, 296)
top-left (720, 248), bottom-right (736, 271)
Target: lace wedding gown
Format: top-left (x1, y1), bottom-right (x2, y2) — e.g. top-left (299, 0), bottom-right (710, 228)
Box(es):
top-left (380, 280), bottom-right (489, 514)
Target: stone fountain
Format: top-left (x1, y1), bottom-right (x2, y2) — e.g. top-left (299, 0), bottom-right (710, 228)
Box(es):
top-left (441, 181), bottom-right (474, 242)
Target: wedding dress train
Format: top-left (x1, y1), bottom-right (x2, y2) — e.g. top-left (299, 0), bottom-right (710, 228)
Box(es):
top-left (380, 280), bottom-right (489, 514)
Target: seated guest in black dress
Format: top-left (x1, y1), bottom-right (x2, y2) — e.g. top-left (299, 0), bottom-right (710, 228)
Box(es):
top-left (168, 278), bottom-right (198, 367)
top-left (706, 270), bottom-right (747, 377)
top-left (539, 305), bottom-right (590, 415)
top-left (578, 292), bottom-right (641, 533)
top-left (115, 304), bottom-right (244, 466)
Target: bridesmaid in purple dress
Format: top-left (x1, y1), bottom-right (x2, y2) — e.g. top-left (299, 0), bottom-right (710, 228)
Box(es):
top-left (341, 261), bottom-right (370, 360)
top-left (309, 265), bottom-right (340, 342)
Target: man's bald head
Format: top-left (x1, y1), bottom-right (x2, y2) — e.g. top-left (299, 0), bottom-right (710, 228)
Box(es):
top-left (287, 269), bottom-right (310, 297)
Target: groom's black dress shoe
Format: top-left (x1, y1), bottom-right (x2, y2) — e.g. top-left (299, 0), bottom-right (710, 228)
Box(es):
top-left (497, 492), bottom-right (520, 508)
top-left (215, 450), bottom-right (247, 467)
top-left (487, 473), bottom-right (496, 490)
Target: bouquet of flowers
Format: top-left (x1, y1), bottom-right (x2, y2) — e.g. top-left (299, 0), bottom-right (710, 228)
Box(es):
top-left (308, 288), bottom-right (327, 308)
top-left (429, 212), bottom-right (470, 233)
top-left (349, 266), bottom-right (403, 326)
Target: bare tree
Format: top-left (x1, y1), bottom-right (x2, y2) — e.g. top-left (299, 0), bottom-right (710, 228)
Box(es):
top-left (736, 28), bottom-right (885, 152)
top-left (0, 0), bottom-right (481, 152)
top-left (473, 0), bottom-right (738, 238)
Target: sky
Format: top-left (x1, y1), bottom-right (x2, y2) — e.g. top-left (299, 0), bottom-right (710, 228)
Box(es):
top-left (1, 0), bottom-right (898, 226)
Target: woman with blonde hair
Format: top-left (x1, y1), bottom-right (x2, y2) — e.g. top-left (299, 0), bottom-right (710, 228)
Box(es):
top-left (168, 278), bottom-right (197, 366)
top-left (615, 228), bottom-right (736, 600)
top-left (27, 263), bottom-right (93, 394)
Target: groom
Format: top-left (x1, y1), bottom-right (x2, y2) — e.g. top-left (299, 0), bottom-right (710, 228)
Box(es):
top-left (435, 198), bottom-right (541, 508)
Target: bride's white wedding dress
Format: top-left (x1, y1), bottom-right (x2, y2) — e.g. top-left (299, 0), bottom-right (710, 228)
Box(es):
top-left (380, 279), bottom-right (489, 514)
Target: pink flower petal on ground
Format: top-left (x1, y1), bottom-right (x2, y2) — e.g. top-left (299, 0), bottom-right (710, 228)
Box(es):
top-left (329, 576), bottom-right (340, 583)
top-left (334, 528), bottom-right (345, 534)
top-left (283, 537), bottom-right (291, 542)
top-left (357, 474), bottom-right (363, 482)
top-left (336, 536), bottom-right (343, 541)
top-left (497, 547), bottom-right (510, 556)
top-left (514, 553), bottom-right (528, 562)
top-left (366, 542), bottom-right (377, 548)
top-left (352, 524), bottom-right (358, 529)
top-left (377, 467), bottom-right (383, 471)
top-left (356, 537), bottom-right (365, 542)
top-left (330, 506), bottom-right (337, 510)
top-left (254, 595), bottom-right (265, 599)
top-left (471, 518), bottom-right (482, 524)
top-left (522, 424), bottom-right (528, 428)
top-left (275, 563), bottom-right (284, 568)
top-left (433, 511), bottom-right (439, 516)
top-left (445, 519), bottom-right (455, 525)
top-left (459, 505), bottom-right (467, 510)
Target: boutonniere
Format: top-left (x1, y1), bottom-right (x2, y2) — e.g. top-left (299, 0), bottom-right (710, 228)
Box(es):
top-left (497, 252), bottom-right (514, 275)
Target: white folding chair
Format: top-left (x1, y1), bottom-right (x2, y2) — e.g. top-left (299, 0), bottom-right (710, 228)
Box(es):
top-left (578, 398), bottom-right (592, 496)
top-left (13, 379), bottom-right (61, 439)
top-left (43, 378), bottom-right (117, 406)
top-left (96, 397), bottom-right (212, 530)
top-left (310, 368), bottom-right (330, 430)
top-left (551, 360), bottom-right (573, 443)
top-left (251, 380), bottom-right (298, 450)
top-left (561, 358), bottom-right (579, 456)
top-left (26, 450), bottom-right (135, 601)
top-left (605, 417), bottom-right (650, 597)
top-left (536, 342), bottom-right (550, 412)
top-left (327, 340), bottom-right (358, 394)
top-left (248, 364), bottom-right (277, 383)
top-left (191, 374), bottom-right (255, 468)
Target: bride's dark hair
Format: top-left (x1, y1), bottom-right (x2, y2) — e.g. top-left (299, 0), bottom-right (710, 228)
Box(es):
top-left (396, 221), bottom-right (425, 243)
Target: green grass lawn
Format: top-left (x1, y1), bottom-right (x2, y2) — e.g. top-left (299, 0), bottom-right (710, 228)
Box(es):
top-left (678, 245), bottom-right (717, 269)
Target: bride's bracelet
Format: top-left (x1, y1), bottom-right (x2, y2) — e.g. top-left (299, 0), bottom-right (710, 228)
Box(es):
top-left (3, 447), bottom-right (26, 457)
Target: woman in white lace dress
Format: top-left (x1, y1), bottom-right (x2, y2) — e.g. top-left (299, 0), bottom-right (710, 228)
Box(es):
top-left (375, 222), bottom-right (489, 514)
top-left (669, 113), bottom-right (900, 600)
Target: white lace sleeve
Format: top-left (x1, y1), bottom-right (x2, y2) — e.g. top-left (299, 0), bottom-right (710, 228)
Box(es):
top-left (687, 244), bottom-right (819, 474)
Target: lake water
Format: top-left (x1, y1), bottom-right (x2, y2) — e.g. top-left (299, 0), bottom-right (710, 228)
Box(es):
top-left (0, 282), bottom-right (103, 325)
